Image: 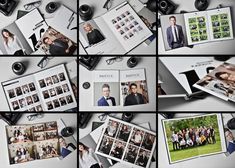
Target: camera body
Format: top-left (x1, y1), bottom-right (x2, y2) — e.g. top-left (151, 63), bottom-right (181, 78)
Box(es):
top-left (158, 0), bottom-right (177, 15)
top-left (0, 0), bottom-right (18, 16)
top-left (79, 56), bottom-right (101, 70)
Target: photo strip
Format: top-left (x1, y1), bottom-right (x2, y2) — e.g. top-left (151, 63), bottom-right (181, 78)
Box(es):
top-left (95, 116), bottom-right (156, 168)
top-left (162, 113), bottom-right (226, 164)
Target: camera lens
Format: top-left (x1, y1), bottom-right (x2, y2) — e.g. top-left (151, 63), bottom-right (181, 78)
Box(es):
top-left (160, 1), bottom-right (167, 9)
top-left (83, 56), bottom-right (91, 62)
top-left (79, 4), bottom-right (93, 21)
top-left (0, 0), bottom-right (7, 5)
top-left (80, 5), bottom-right (89, 13)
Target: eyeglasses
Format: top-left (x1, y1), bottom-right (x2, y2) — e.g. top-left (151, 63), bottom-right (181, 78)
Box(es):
top-left (37, 56), bottom-right (54, 69)
top-left (106, 57), bottom-right (123, 65)
top-left (24, 0), bottom-right (42, 11)
top-left (27, 113), bottom-right (43, 121)
top-left (103, 0), bottom-right (112, 10)
top-left (98, 113), bottom-right (116, 121)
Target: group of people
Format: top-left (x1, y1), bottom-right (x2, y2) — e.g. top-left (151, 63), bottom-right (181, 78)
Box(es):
top-left (14, 147), bottom-right (33, 163)
top-left (10, 129), bottom-right (31, 143)
top-left (171, 126), bottom-right (216, 150)
top-left (39, 144), bottom-right (58, 159)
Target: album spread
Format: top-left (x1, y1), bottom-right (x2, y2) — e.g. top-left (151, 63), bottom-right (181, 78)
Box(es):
top-left (6, 121), bottom-right (60, 164)
top-left (1, 64), bottom-right (77, 111)
top-left (95, 116), bottom-right (156, 168)
top-left (158, 57), bottom-right (222, 98)
top-left (79, 2), bottom-right (153, 55)
top-left (160, 7), bottom-right (233, 51)
top-left (194, 62), bottom-right (235, 102)
top-left (92, 69), bottom-right (149, 106)
top-left (162, 114), bottom-right (226, 164)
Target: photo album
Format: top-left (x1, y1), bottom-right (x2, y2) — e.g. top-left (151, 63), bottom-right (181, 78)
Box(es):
top-left (2, 64), bottom-right (77, 111)
top-left (95, 116), bottom-right (156, 168)
top-left (160, 7), bottom-right (233, 51)
top-left (6, 121), bottom-right (60, 164)
top-left (79, 2), bottom-right (153, 55)
top-left (194, 62), bottom-right (235, 102)
top-left (93, 69), bottom-right (149, 106)
top-left (158, 57), bottom-right (222, 98)
top-left (162, 114), bottom-right (226, 164)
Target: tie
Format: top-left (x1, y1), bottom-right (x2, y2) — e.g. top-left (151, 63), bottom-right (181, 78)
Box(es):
top-left (174, 26), bottom-right (179, 42)
top-left (106, 97), bottom-right (110, 100)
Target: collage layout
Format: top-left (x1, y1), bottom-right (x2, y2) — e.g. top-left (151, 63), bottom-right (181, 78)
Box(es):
top-left (97, 119), bottom-right (156, 168)
top-left (112, 10), bottom-right (143, 41)
top-left (38, 72), bottom-right (74, 111)
top-left (6, 121), bottom-right (60, 164)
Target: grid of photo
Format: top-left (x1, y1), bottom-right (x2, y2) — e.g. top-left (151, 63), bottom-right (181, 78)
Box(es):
top-left (111, 10), bottom-right (144, 41)
top-left (7, 82), bottom-right (42, 112)
top-left (96, 117), bottom-right (156, 168)
top-left (188, 16), bottom-right (208, 42)
top-left (6, 121), bottom-right (60, 164)
top-left (38, 72), bottom-right (74, 111)
top-left (211, 13), bottom-right (231, 39)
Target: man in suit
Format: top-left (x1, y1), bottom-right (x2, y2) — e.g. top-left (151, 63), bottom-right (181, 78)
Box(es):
top-left (124, 83), bottom-right (145, 106)
top-left (225, 128), bottom-right (235, 154)
top-left (166, 16), bottom-right (185, 49)
top-left (98, 84), bottom-right (116, 106)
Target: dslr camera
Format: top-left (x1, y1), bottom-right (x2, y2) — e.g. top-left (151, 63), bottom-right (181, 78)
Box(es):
top-left (158, 0), bottom-right (177, 15)
top-left (79, 56), bottom-right (101, 70)
top-left (0, 0), bottom-right (18, 16)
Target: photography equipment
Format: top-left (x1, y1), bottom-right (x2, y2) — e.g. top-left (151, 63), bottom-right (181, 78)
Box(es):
top-left (23, 0), bottom-right (41, 11)
top-left (45, 2), bottom-right (59, 13)
top-left (82, 82), bottom-right (90, 89)
top-left (12, 62), bottom-right (26, 75)
top-left (227, 118), bottom-right (235, 130)
top-left (194, 0), bottom-right (209, 11)
top-left (0, 0), bottom-right (18, 16)
top-left (106, 56), bottom-right (123, 65)
top-left (127, 57), bottom-right (139, 68)
top-left (61, 127), bottom-right (74, 137)
top-left (37, 56), bottom-right (54, 69)
top-left (79, 56), bottom-right (101, 71)
top-left (122, 113), bottom-right (134, 122)
top-left (79, 113), bottom-right (92, 129)
top-left (158, 0), bottom-right (177, 15)
top-left (160, 113), bottom-right (175, 119)
top-left (214, 56), bottom-right (231, 61)
top-left (0, 113), bottom-right (22, 125)
top-left (79, 4), bottom-right (93, 21)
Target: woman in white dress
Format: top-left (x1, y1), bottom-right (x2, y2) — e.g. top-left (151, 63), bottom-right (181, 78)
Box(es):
top-left (1, 29), bottom-right (25, 55)
top-left (79, 142), bottom-right (102, 168)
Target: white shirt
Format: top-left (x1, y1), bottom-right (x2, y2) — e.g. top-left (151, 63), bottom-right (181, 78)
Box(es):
top-left (134, 134), bottom-right (142, 143)
top-left (104, 96), bottom-right (113, 106)
top-left (79, 148), bottom-right (100, 168)
top-left (171, 26), bottom-right (179, 42)
top-left (4, 35), bottom-right (24, 54)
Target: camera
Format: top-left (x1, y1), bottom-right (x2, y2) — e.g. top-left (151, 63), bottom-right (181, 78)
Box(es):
top-left (157, 0), bottom-right (177, 15)
top-left (79, 56), bottom-right (101, 70)
top-left (0, 0), bottom-right (18, 16)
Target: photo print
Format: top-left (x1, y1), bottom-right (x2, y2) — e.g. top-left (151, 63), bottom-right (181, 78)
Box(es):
top-left (162, 113), bottom-right (226, 164)
top-left (95, 116), bottom-right (156, 168)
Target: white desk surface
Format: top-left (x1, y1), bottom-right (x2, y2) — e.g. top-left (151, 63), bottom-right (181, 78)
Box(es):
top-left (0, 113), bottom-right (77, 168)
top-left (79, 56), bottom-right (156, 111)
top-left (158, 0), bottom-right (235, 55)
top-left (79, 0), bottom-right (156, 55)
top-left (158, 113), bottom-right (235, 168)
top-left (79, 113), bottom-right (156, 168)
top-left (0, 0), bottom-right (77, 55)
top-left (0, 57), bottom-right (77, 111)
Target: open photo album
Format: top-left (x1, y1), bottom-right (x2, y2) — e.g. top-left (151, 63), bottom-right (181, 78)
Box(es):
top-left (79, 2), bottom-right (153, 55)
top-left (194, 62), bottom-right (235, 102)
top-left (162, 113), bottom-right (226, 164)
top-left (6, 121), bottom-right (60, 164)
top-left (95, 116), bottom-right (156, 168)
top-left (1, 64), bottom-right (77, 111)
top-left (160, 7), bottom-right (233, 51)
top-left (92, 69), bottom-right (149, 106)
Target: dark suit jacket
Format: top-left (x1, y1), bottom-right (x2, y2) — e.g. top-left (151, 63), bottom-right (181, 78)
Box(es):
top-left (227, 141), bottom-right (235, 154)
top-left (87, 29), bottom-right (105, 45)
top-left (166, 25), bottom-right (184, 48)
top-left (124, 93), bottom-right (145, 106)
top-left (98, 97), bottom-right (116, 106)
top-left (49, 39), bottom-right (69, 55)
